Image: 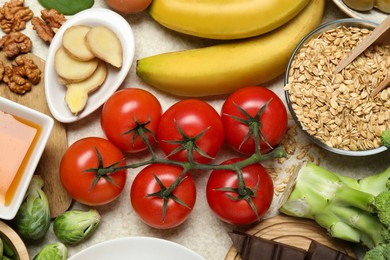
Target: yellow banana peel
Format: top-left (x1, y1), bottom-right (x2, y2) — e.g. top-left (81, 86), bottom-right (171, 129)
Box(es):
top-left (149, 0), bottom-right (311, 39)
top-left (137, 0), bottom-right (325, 97)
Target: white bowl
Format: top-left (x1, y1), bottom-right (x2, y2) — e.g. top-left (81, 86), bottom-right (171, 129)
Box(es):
top-left (0, 97), bottom-right (53, 220)
top-left (69, 236), bottom-right (205, 260)
top-left (284, 19), bottom-right (387, 157)
top-left (45, 8), bottom-right (135, 123)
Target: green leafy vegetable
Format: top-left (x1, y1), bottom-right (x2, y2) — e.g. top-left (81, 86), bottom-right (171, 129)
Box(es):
top-left (53, 209), bottom-right (100, 245)
top-left (33, 242), bottom-right (67, 260)
top-left (280, 163), bottom-right (390, 260)
top-left (37, 0), bottom-right (94, 15)
top-left (12, 175), bottom-right (50, 241)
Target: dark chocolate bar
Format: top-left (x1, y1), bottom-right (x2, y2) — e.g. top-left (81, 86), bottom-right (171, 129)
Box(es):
top-left (307, 240), bottom-right (356, 260)
top-left (229, 230), bottom-right (357, 260)
top-left (229, 230), bottom-right (307, 260)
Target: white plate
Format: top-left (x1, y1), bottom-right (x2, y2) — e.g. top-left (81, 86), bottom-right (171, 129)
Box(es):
top-left (68, 237), bottom-right (205, 260)
top-left (45, 8), bottom-right (135, 123)
top-left (332, 0), bottom-right (388, 23)
top-left (0, 97), bottom-right (53, 219)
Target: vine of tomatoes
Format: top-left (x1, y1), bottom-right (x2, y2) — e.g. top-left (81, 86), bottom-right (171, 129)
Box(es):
top-left (59, 86), bottom-right (288, 228)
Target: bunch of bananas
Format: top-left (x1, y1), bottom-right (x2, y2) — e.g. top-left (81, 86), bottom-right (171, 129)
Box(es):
top-left (343, 0), bottom-right (390, 13)
top-left (136, 0), bottom-right (325, 97)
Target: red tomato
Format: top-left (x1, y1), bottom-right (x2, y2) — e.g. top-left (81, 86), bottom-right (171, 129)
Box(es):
top-left (206, 158), bottom-right (274, 225)
top-left (130, 164), bottom-right (196, 229)
top-left (157, 99), bottom-right (225, 164)
top-left (101, 88), bottom-right (162, 153)
top-left (221, 86), bottom-right (287, 154)
top-left (60, 137), bottom-right (127, 206)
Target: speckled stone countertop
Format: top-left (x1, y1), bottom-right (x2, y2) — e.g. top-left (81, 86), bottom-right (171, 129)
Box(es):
top-left (2, 0), bottom-right (389, 259)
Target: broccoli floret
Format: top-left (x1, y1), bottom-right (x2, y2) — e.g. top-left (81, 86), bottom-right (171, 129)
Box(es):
top-left (280, 163), bottom-right (390, 252)
top-left (364, 244), bottom-right (390, 260)
top-left (381, 129), bottom-right (390, 149)
top-left (372, 192), bottom-right (390, 228)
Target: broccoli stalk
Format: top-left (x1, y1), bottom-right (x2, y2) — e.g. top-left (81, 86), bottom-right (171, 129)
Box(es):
top-left (382, 129), bottom-right (390, 149)
top-left (279, 163), bottom-right (390, 259)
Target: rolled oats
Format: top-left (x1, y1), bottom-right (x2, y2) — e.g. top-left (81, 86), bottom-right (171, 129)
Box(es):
top-left (285, 26), bottom-right (390, 151)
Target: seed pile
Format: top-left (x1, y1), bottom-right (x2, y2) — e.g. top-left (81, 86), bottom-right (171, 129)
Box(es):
top-left (285, 26), bottom-right (390, 151)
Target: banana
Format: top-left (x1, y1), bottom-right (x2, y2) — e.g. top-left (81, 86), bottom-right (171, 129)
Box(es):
top-left (136, 0), bottom-right (325, 97)
top-left (375, 0), bottom-right (390, 13)
top-left (149, 0), bottom-right (311, 40)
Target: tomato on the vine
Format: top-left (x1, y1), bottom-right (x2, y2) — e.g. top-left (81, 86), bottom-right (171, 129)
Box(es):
top-left (60, 137), bottom-right (127, 206)
top-left (206, 158), bottom-right (274, 225)
top-left (101, 88), bottom-right (162, 153)
top-left (130, 164), bottom-right (196, 229)
top-left (157, 99), bottom-right (225, 164)
top-left (221, 86), bottom-right (287, 155)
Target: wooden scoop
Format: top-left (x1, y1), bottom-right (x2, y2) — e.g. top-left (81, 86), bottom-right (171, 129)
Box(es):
top-left (334, 15), bottom-right (390, 96)
top-left (371, 69), bottom-right (390, 97)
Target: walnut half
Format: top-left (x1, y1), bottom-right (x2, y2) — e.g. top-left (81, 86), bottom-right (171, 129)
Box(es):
top-left (2, 55), bottom-right (41, 95)
top-left (0, 31), bottom-right (32, 58)
top-left (32, 9), bottom-right (67, 44)
top-left (0, 0), bottom-right (33, 34)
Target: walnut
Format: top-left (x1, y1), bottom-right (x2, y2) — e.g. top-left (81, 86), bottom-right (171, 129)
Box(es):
top-left (3, 64), bottom-right (31, 94)
top-left (31, 17), bottom-right (54, 43)
top-left (41, 9), bottom-right (66, 30)
top-left (0, 31), bottom-right (32, 57)
top-left (15, 55), bottom-right (41, 84)
top-left (2, 55), bottom-right (41, 95)
top-left (0, 60), bottom-right (4, 81)
top-left (0, 0), bottom-right (33, 34)
top-left (32, 9), bottom-right (66, 44)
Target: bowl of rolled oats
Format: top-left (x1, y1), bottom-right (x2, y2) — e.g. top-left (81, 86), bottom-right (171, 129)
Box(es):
top-left (284, 18), bottom-right (389, 156)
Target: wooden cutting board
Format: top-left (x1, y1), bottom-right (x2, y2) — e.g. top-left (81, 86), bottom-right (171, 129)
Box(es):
top-left (225, 215), bottom-right (357, 259)
top-left (0, 52), bottom-right (72, 218)
top-left (0, 220), bottom-right (29, 260)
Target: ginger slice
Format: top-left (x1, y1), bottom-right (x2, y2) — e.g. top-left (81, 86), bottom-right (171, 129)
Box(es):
top-left (62, 25), bottom-right (95, 61)
top-left (65, 60), bottom-right (107, 115)
top-left (85, 26), bottom-right (122, 68)
top-left (55, 46), bottom-right (98, 82)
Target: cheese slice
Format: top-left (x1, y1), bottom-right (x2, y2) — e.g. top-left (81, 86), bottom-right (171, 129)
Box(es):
top-left (0, 111), bottom-right (37, 205)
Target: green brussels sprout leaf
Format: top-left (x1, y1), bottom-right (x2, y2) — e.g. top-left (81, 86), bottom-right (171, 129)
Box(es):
top-left (12, 175), bottom-right (50, 241)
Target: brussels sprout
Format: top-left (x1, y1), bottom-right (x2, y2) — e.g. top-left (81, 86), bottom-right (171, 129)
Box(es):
top-left (53, 209), bottom-right (100, 245)
top-left (0, 237), bottom-right (3, 258)
top-left (12, 175), bottom-right (50, 240)
top-left (33, 242), bottom-right (67, 260)
top-left (0, 236), bottom-right (17, 260)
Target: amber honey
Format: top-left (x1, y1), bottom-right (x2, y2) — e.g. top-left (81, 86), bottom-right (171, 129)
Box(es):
top-left (0, 112), bottom-right (42, 206)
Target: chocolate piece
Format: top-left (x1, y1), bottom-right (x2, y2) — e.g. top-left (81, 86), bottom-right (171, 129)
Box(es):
top-left (229, 230), bottom-right (307, 260)
top-left (307, 240), bottom-right (356, 260)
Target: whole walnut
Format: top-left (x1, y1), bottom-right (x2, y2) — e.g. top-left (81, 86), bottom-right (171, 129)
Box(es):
top-left (3, 64), bottom-right (31, 94)
top-left (2, 55), bottom-right (41, 95)
top-left (0, 0), bottom-right (33, 33)
top-left (15, 55), bottom-right (41, 85)
top-left (32, 9), bottom-right (66, 43)
top-left (0, 31), bottom-right (32, 57)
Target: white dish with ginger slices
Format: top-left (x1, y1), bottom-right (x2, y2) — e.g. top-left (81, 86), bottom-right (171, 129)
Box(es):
top-left (332, 0), bottom-right (388, 23)
top-left (45, 8), bottom-right (135, 123)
